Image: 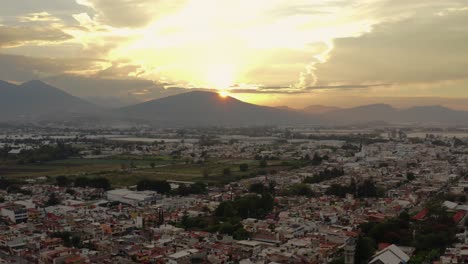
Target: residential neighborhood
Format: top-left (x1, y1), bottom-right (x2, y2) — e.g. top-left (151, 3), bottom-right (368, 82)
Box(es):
top-left (0, 127), bottom-right (467, 263)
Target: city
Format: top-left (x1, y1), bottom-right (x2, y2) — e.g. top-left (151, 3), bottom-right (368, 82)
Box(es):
top-left (0, 126), bottom-right (467, 263)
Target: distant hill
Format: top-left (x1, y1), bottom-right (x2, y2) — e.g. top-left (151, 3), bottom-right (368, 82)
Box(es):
top-left (119, 91), bottom-right (312, 126)
top-left (276, 105), bottom-right (300, 112)
top-left (0, 80), bottom-right (99, 121)
top-left (303, 105), bottom-right (341, 114)
top-left (319, 104), bottom-right (468, 125)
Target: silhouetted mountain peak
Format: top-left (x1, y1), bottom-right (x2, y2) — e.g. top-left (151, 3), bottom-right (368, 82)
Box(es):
top-left (119, 90), bottom-right (310, 126)
top-left (0, 79), bottom-right (99, 121)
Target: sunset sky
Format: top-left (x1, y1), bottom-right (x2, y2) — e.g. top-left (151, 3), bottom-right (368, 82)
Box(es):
top-left (1, 0), bottom-right (468, 109)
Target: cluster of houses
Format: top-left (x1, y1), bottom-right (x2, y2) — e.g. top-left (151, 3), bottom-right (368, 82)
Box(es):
top-left (0, 130), bottom-right (468, 263)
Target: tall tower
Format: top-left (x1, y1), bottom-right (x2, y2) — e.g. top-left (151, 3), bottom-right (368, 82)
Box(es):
top-left (158, 208), bottom-right (164, 225)
top-left (344, 238), bottom-right (356, 264)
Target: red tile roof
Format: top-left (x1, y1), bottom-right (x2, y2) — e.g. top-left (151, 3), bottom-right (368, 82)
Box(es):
top-left (453, 211), bottom-right (466, 223)
top-left (412, 208), bottom-right (428, 221)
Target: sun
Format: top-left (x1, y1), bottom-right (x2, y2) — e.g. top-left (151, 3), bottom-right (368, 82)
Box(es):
top-left (219, 90), bottom-right (229, 98)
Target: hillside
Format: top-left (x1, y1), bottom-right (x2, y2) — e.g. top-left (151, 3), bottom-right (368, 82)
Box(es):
top-left (119, 91), bottom-right (312, 126)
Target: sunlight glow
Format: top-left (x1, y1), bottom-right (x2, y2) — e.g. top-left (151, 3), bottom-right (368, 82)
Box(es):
top-left (97, 0), bottom-right (376, 92)
top-left (205, 63), bottom-right (235, 90)
top-left (219, 90), bottom-right (230, 98)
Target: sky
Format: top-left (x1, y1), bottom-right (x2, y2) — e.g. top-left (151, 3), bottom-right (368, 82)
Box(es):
top-left (1, 0), bottom-right (468, 109)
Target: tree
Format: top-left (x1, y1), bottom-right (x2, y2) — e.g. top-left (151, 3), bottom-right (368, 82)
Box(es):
top-left (268, 181), bottom-right (277, 195)
top-left (259, 159), bottom-right (267, 168)
top-left (51, 232), bottom-right (81, 248)
top-left (350, 178), bottom-right (357, 194)
top-left (239, 163), bottom-right (249, 172)
top-left (74, 176), bottom-right (110, 190)
top-left (150, 162), bottom-right (156, 168)
top-left (74, 177), bottom-right (88, 188)
top-left (56, 176), bottom-right (70, 187)
top-left (407, 172), bottom-right (416, 181)
top-left (91, 177), bottom-right (111, 190)
top-left (46, 193), bottom-right (61, 206)
top-left (137, 179), bottom-right (171, 194)
top-left (218, 222), bottom-right (235, 235)
top-left (0, 178), bottom-right (13, 190)
top-left (233, 227), bottom-right (250, 240)
top-left (330, 257), bottom-right (345, 264)
top-left (303, 167), bottom-right (345, 183)
top-left (215, 194), bottom-right (274, 220)
top-left (311, 153), bottom-right (323, 165)
top-left (215, 201), bottom-right (238, 219)
top-left (326, 184), bottom-right (349, 198)
top-left (287, 183), bottom-right (314, 197)
top-left (176, 182), bottom-right (207, 196)
top-left (459, 195), bottom-right (467, 203)
top-left (355, 237), bottom-right (376, 264)
top-left (223, 168), bottom-right (231, 176)
top-left (0, 146), bottom-right (11, 160)
top-left (202, 168), bottom-right (211, 178)
top-left (65, 188), bottom-right (76, 195)
top-left (249, 182), bottom-right (265, 194)
top-left (357, 180), bottom-right (378, 198)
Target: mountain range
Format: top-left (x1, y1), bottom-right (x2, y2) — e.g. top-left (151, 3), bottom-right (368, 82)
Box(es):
top-left (0, 80), bottom-right (99, 121)
top-left (1, 80), bottom-right (468, 127)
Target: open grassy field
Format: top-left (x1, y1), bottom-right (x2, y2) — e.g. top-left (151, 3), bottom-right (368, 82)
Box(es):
top-left (0, 155), bottom-right (308, 187)
top-left (93, 159), bottom-right (303, 186)
top-left (0, 155), bottom-right (174, 178)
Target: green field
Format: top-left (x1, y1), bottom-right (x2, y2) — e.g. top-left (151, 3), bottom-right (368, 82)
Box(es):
top-left (0, 156), bottom-right (173, 178)
top-left (0, 155), bottom-right (307, 187)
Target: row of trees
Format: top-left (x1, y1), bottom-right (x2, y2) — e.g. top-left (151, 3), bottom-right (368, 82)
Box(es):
top-left (136, 179), bottom-right (171, 193)
top-left (176, 182), bottom-right (207, 195)
top-left (0, 178), bottom-right (17, 190)
top-left (0, 178), bottom-right (32, 195)
top-left (284, 183), bottom-right (315, 197)
top-left (0, 146), bottom-right (11, 160)
top-left (249, 182), bottom-right (276, 195)
top-left (303, 167), bottom-right (345, 184)
top-left (56, 176), bottom-right (111, 190)
top-left (136, 179), bottom-right (208, 196)
top-left (215, 193), bottom-right (275, 219)
top-left (15, 143), bottom-right (78, 164)
top-left (326, 179), bottom-right (383, 198)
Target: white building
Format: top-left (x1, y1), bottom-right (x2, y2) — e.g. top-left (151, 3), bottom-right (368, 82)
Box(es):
top-left (106, 189), bottom-right (159, 206)
top-left (369, 244), bottom-right (410, 264)
top-left (1, 205), bottom-right (28, 223)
